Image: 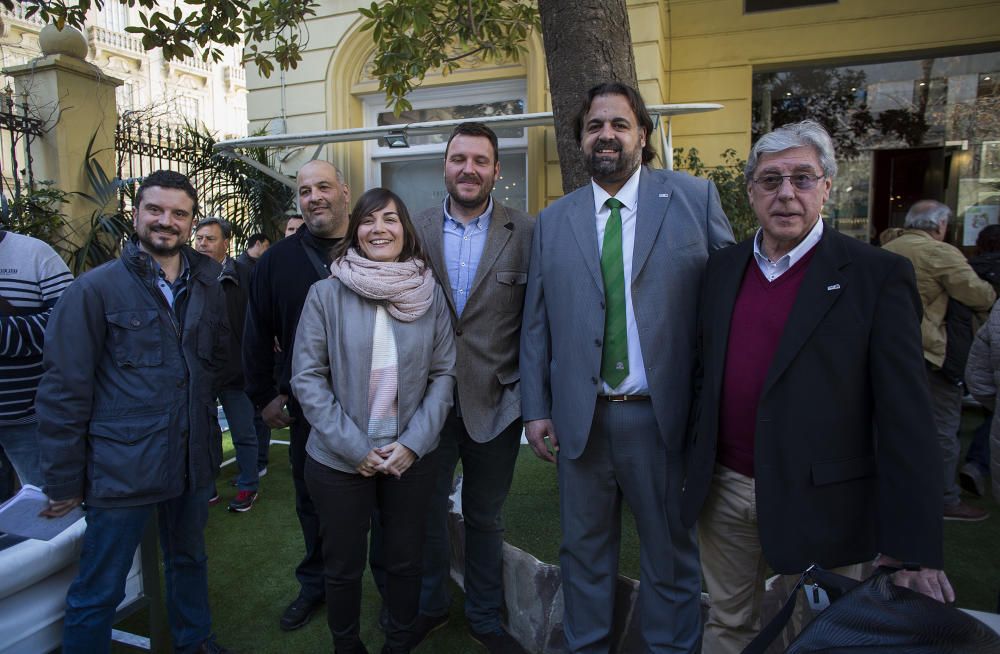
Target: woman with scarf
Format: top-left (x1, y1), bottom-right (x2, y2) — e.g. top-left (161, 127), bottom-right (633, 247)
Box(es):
top-left (291, 187), bottom-right (455, 654)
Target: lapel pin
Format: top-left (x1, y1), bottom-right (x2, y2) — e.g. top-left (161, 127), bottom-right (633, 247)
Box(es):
top-left (826, 284), bottom-right (841, 291)
top-left (658, 193), bottom-right (670, 198)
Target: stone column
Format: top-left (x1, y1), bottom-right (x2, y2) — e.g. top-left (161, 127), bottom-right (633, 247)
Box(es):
top-left (4, 24), bottom-right (122, 250)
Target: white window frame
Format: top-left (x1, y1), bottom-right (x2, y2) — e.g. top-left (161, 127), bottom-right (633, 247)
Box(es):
top-left (362, 79), bottom-right (529, 194)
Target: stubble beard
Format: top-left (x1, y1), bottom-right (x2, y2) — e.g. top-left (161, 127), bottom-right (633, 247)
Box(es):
top-left (446, 175), bottom-right (493, 211)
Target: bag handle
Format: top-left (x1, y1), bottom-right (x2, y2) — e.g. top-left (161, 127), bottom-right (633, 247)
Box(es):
top-left (740, 565), bottom-right (897, 654)
top-left (301, 241), bottom-right (332, 280)
top-left (741, 568), bottom-right (810, 654)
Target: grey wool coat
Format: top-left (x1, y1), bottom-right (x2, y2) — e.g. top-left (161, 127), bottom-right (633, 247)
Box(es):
top-left (290, 276), bottom-right (456, 474)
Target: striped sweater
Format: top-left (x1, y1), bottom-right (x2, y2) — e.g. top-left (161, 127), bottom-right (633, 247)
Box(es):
top-left (0, 231), bottom-right (73, 424)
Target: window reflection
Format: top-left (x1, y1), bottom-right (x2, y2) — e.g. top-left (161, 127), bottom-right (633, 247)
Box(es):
top-left (753, 51), bottom-right (1000, 246)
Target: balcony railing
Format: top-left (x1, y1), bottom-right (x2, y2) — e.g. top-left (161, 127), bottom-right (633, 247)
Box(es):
top-left (88, 25), bottom-right (143, 55)
top-left (1, 5), bottom-right (47, 28)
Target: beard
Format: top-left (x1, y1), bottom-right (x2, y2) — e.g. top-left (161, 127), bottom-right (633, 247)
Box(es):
top-left (136, 226), bottom-right (184, 256)
top-left (586, 138), bottom-right (642, 184)
top-left (446, 173), bottom-right (493, 210)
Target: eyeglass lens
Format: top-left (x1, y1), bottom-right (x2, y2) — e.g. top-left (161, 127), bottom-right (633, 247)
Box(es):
top-left (755, 174), bottom-right (822, 191)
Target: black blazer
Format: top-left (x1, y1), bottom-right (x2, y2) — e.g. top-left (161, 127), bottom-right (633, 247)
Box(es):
top-left (682, 228), bottom-right (944, 573)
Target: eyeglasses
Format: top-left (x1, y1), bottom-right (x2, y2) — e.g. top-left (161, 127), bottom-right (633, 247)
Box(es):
top-left (751, 173), bottom-right (825, 192)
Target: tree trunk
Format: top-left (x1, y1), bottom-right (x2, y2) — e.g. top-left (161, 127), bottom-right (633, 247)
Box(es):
top-left (538, 0), bottom-right (638, 194)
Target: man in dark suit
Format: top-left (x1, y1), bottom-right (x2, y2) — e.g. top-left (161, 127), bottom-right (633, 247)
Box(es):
top-left (411, 122), bottom-right (533, 653)
top-left (520, 82), bottom-right (734, 653)
top-left (681, 120), bottom-right (954, 654)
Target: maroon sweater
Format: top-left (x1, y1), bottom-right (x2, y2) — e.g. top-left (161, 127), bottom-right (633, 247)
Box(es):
top-left (717, 245), bottom-right (817, 477)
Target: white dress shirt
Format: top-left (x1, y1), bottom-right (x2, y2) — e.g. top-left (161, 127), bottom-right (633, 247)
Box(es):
top-left (752, 216), bottom-right (824, 281)
top-left (592, 166), bottom-right (649, 395)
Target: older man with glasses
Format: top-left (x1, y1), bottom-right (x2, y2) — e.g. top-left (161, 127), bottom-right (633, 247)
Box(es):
top-left (681, 120), bottom-right (953, 653)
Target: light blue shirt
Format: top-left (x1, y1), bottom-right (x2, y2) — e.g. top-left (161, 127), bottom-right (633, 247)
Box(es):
top-left (752, 216), bottom-right (824, 281)
top-left (151, 256), bottom-right (189, 310)
top-left (592, 167), bottom-right (648, 395)
top-left (443, 196), bottom-right (493, 316)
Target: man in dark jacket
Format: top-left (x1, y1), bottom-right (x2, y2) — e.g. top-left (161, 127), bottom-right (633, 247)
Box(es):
top-left (243, 159), bottom-right (350, 631)
top-left (37, 170), bottom-right (232, 654)
top-left (195, 217), bottom-right (261, 512)
top-left (236, 232), bottom-right (269, 267)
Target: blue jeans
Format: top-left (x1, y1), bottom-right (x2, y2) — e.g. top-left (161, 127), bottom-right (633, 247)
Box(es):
top-left (219, 389), bottom-right (259, 491)
top-left (420, 413), bottom-right (522, 633)
top-left (63, 487), bottom-right (214, 654)
top-left (0, 421), bottom-right (42, 487)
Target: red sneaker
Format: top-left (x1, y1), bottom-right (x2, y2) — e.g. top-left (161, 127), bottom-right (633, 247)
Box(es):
top-left (227, 490), bottom-right (258, 513)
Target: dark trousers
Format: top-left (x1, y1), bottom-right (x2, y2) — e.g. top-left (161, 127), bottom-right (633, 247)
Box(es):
top-left (305, 450), bottom-right (438, 653)
top-left (289, 402), bottom-right (324, 602)
top-left (254, 412), bottom-right (271, 470)
top-left (420, 412), bottom-right (522, 632)
top-left (966, 409), bottom-right (992, 474)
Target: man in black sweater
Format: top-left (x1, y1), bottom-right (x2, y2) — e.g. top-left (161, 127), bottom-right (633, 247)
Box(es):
top-left (243, 159), bottom-right (350, 630)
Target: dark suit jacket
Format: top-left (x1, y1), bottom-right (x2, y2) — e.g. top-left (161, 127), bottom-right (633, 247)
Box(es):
top-left (682, 227), bottom-right (944, 573)
top-left (415, 202), bottom-right (535, 442)
top-left (521, 166), bottom-right (734, 457)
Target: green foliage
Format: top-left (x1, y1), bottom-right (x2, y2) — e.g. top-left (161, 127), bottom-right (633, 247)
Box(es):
top-left (674, 147), bottom-right (756, 241)
top-left (66, 134), bottom-right (134, 275)
top-left (179, 122), bottom-right (295, 247)
top-left (0, 181), bottom-right (69, 246)
top-left (9, 0), bottom-right (317, 79)
top-left (359, 0), bottom-right (539, 113)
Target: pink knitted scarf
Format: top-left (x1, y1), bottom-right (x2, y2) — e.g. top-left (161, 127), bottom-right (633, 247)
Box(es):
top-left (329, 248), bottom-right (435, 322)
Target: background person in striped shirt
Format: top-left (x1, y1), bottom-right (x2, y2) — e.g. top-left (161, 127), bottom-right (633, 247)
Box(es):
top-left (0, 229), bottom-right (72, 490)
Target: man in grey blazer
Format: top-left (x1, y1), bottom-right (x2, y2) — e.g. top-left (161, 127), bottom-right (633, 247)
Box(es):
top-left (411, 123), bottom-right (534, 653)
top-left (520, 82), bottom-right (734, 653)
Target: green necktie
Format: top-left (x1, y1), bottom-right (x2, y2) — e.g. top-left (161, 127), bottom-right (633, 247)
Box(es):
top-left (601, 197), bottom-right (628, 388)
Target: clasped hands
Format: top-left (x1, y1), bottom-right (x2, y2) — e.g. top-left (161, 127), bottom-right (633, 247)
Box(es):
top-left (357, 442), bottom-right (416, 478)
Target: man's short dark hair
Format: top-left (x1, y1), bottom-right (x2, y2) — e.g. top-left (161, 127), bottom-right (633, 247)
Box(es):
top-left (573, 82), bottom-right (657, 165)
top-left (445, 122), bottom-right (500, 165)
top-left (247, 232), bottom-right (269, 248)
top-left (977, 224), bottom-right (1000, 253)
top-left (195, 217), bottom-right (232, 239)
top-left (135, 170), bottom-right (199, 217)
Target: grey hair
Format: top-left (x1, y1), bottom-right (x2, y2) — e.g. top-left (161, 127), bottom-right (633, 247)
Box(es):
top-left (745, 120), bottom-right (838, 180)
top-left (904, 199), bottom-right (952, 231)
top-left (195, 216), bottom-right (232, 239)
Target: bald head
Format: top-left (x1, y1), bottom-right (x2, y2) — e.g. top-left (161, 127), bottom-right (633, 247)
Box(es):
top-left (296, 160), bottom-right (350, 238)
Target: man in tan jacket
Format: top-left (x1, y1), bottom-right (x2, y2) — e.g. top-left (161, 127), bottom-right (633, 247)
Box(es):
top-left (883, 199), bottom-right (995, 522)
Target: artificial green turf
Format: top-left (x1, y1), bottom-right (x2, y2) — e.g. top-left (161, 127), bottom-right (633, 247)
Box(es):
top-left (115, 412), bottom-right (1000, 652)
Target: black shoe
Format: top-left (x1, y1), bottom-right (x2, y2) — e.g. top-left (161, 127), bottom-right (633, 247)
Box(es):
top-left (280, 594), bottom-right (322, 631)
top-left (408, 613), bottom-right (449, 648)
top-left (470, 626), bottom-right (528, 654)
top-left (194, 639), bottom-right (233, 654)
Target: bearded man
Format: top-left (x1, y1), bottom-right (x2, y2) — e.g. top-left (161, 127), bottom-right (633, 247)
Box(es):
top-left (519, 82), bottom-right (734, 653)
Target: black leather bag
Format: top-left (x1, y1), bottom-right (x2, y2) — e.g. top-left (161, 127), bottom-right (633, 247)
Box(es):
top-left (742, 565), bottom-right (1000, 653)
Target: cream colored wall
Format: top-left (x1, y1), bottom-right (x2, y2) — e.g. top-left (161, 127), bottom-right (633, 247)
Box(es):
top-left (246, 0), bottom-right (551, 210)
top-left (664, 0), bottom-right (1000, 164)
top-left (245, 0), bottom-right (1000, 209)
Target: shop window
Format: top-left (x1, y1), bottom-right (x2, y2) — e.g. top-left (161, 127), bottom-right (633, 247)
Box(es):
top-left (752, 51), bottom-right (1000, 244)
